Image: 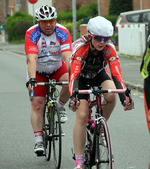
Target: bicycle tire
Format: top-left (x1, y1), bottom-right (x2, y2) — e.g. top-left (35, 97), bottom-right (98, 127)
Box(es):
top-left (43, 104), bottom-right (52, 161)
top-left (96, 117), bottom-right (113, 169)
top-left (84, 131), bottom-right (93, 169)
top-left (52, 103), bottom-right (62, 169)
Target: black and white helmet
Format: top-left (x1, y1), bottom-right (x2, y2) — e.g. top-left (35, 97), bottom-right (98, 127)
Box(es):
top-left (35, 5), bottom-right (57, 21)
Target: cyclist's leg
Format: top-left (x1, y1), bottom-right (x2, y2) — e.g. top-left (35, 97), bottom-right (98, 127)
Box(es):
top-left (73, 77), bottom-right (90, 168)
top-left (59, 72), bottom-right (70, 103)
top-left (31, 97), bottom-right (45, 132)
top-left (74, 99), bottom-right (89, 167)
top-left (101, 80), bottom-right (117, 120)
top-left (29, 73), bottom-right (48, 154)
top-left (50, 61), bottom-right (70, 123)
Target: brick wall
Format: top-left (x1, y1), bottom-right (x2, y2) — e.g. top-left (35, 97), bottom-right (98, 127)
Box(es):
top-left (133, 0), bottom-right (150, 10)
top-left (20, 0), bottom-right (27, 13)
top-left (0, 1), bottom-right (4, 25)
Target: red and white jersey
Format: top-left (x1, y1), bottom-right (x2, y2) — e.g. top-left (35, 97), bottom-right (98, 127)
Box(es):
top-left (25, 23), bottom-right (72, 75)
top-left (69, 36), bottom-right (125, 97)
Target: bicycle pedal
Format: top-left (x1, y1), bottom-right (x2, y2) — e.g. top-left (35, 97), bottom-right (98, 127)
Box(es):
top-left (36, 151), bottom-right (45, 157)
top-left (46, 135), bottom-right (52, 141)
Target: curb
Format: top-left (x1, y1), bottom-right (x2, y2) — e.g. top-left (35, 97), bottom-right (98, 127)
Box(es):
top-left (124, 81), bottom-right (143, 92)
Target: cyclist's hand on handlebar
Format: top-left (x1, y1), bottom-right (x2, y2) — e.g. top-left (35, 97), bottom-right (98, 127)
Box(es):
top-left (26, 78), bottom-right (37, 92)
top-left (123, 87), bottom-right (134, 111)
top-left (123, 97), bottom-right (134, 111)
top-left (69, 97), bottom-right (80, 112)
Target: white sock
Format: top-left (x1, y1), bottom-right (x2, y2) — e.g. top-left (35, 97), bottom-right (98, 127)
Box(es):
top-left (34, 131), bottom-right (43, 143)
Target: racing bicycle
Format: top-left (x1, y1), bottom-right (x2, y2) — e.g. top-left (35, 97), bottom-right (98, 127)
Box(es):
top-left (30, 79), bottom-right (68, 169)
top-left (72, 87), bottom-right (133, 169)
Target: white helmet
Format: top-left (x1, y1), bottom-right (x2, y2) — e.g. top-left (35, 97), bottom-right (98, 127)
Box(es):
top-left (35, 5), bottom-right (57, 21)
top-left (87, 16), bottom-right (113, 37)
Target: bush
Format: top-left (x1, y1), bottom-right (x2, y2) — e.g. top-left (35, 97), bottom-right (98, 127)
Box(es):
top-left (57, 9), bottom-right (72, 22)
top-left (60, 20), bottom-right (81, 40)
top-left (104, 15), bottom-right (118, 28)
top-left (77, 3), bottom-right (98, 20)
top-left (6, 11), bottom-right (33, 41)
top-left (109, 0), bottom-right (133, 15)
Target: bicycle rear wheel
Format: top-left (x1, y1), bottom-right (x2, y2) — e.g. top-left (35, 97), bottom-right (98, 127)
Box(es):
top-left (96, 118), bottom-right (113, 169)
top-left (43, 105), bottom-right (52, 161)
top-left (52, 103), bottom-right (62, 169)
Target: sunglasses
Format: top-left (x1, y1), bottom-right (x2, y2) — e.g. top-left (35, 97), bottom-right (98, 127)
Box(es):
top-left (40, 19), bottom-right (56, 25)
top-left (90, 34), bottom-right (110, 42)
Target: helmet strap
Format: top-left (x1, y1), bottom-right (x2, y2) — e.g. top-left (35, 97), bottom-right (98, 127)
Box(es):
top-left (90, 38), bottom-right (97, 53)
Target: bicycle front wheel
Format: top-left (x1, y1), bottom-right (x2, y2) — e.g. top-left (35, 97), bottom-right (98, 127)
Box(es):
top-left (96, 118), bottom-right (113, 169)
top-left (43, 105), bottom-right (52, 161)
top-left (51, 103), bottom-right (62, 169)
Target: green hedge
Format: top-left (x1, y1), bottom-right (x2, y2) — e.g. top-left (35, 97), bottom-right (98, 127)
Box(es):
top-left (109, 0), bottom-right (133, 15)
top-left (6, 11), bottom-right (34, 41)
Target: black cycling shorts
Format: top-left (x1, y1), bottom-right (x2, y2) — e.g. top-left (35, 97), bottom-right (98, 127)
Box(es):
top-left (78, 68), bottom-right (111, 100)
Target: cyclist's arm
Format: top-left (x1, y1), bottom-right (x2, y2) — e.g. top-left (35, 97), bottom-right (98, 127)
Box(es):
top-left (106, 47), bottom-right (126, 104)
top-left (69, 58), bottom-right (81, 97)
top-left (25, 30), bottom-right (38, 90)
top-left (62, 51), bottom-right (72, 71)
top-left (26, 53), bottom-right (38, 79)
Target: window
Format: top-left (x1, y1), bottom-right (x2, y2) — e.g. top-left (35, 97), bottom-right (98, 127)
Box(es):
top-left (126, 13), bottom-right (141, 23)
top-left (142, 12), bottom-right (150, 23)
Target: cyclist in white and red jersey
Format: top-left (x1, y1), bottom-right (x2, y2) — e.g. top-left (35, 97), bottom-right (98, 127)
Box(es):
top-left (25, 5), bottom-right (72, 156)
top-left (69, 16), bottom-right (133, 169)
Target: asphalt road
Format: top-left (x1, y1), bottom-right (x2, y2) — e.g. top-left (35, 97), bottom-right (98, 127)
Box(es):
top-left (0, 50), bottom-right (149, 169)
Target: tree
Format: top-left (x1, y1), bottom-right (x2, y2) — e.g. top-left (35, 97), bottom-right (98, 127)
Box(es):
top-left (109, 0), bottom-right (133, 16)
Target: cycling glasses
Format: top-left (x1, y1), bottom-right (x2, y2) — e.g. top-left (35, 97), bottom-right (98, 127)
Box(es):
top-left (90, 34), bottom-right (110, 42)
top-left (40, 19), bottom-right (56, 25)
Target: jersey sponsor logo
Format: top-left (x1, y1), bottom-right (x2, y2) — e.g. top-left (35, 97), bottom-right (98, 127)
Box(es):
top-left (56, 27), bottom-right (68, 43)
top-left (41, 49), bottom-right (48, 55)
top-left (49, 50), bottom-right (61, 55)
top-left (50, 41), bottom-right (56, 45)
top-left (41, 37), bottom-right (47, 48)
top-left (28, 46), bottom-right (38, 52)
top-left (41, 41), bottom-right (47, 48)
top-left (109, 57), bottom-right (116, 61)
top-left (77, 57), bottom-right (82, 61)
top-left (30, 27), bottom-right (41, 45)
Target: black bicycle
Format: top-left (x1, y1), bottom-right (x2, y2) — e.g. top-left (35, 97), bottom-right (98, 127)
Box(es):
top-left (72, 87), bottom-right (133, 169)
top-left (30, 79), bottom-right (68, 169)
